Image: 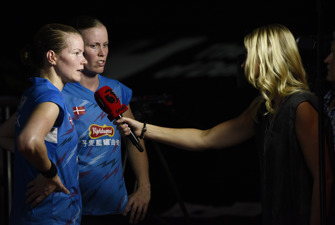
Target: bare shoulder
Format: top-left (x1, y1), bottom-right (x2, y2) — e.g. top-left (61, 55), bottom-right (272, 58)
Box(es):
top-left (295, 101), bottom-right (318, 130)
top-left (296, 101), bottom-right (317, 118)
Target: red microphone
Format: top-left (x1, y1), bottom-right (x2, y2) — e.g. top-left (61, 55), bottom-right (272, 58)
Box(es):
top-left (94, 86), bottom-right (144, 152)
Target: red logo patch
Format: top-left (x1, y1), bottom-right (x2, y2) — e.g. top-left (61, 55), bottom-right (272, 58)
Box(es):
top-left (89, 124), bottom-right (115, 139)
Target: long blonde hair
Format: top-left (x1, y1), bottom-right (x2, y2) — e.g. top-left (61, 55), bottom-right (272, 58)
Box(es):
top-left (244, 24), bottom-right (309, 114)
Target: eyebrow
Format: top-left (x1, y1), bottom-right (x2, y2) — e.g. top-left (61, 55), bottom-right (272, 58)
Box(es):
top-left (89, 41), bottom-right (108, 44)
top-left (73, 48), bottom-right (84, 52)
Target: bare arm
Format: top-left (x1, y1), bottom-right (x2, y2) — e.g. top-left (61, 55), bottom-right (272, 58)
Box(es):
top-left (295, 102), bottom-right (333, 225)
top-left (122, 105), bottom-right (151, 224)
top-left (115, 97), bottom-right (262, 151)
top-left (17, 102), bottom-right (59, 171)
top-left (0, 112), bottom-right (16, 153)
top-left (18, 102), bottom-right (70, 207)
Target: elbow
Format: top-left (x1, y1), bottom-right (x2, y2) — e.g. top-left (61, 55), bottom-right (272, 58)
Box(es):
top-left (17, 134), bottom-right (38, 156)
top-left (199, 130), bottom-right (213, 151)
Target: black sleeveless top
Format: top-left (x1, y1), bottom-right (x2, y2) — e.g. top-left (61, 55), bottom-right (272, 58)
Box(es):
top-left (254, 91), bottom-right (318, 225)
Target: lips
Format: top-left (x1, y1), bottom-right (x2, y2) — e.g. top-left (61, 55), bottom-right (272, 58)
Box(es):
top-left (97, 60), bottom-right (105, 67)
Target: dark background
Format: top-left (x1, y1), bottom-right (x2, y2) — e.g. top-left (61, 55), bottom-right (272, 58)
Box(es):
top-left (1, 0), bottom-right (335, 95)
top-left (1, 0), bottom-right (335, 224)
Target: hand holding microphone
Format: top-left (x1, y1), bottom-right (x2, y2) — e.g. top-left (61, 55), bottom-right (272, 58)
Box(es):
top-left (94, 86), bottom-right (144, 152)
top-left (113, 117), bottom-right (144, 137)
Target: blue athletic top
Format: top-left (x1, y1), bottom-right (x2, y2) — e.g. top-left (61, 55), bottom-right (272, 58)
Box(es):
top-left (10, 77), bottom-right (81, 225)
top-left (62, 75), bottom-right (132, 215)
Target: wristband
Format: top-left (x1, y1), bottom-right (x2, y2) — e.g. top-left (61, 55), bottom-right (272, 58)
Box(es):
top-left (39, 159), bottom-right (57, 178)
top-left (139, 122), bottom-right (147, 139)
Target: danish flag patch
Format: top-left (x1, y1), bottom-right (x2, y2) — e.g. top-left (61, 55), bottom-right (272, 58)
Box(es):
top-left (73, 106), bottom-right (86, 115)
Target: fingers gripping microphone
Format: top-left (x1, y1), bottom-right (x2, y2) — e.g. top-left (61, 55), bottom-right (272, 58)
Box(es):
top-left (94, 86), bottom-right (144, 152)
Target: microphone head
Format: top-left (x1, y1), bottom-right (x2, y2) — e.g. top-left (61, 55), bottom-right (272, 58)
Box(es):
top-left (94, 86), bottom-right (128, 120)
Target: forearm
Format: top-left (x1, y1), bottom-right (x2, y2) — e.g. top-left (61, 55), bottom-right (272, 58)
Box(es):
top-left (310, 181), bottom-right (321, 225)
top-left (18, 137), bottom-right (52, 172)
top-left (309, 175), bottom-right (333, 225)
top-left (144, 124), bottom-right (208, 151)
top-left (126, 138), bottom-right (150, 188)
top-left (123, 106), bottom-right (151, 187)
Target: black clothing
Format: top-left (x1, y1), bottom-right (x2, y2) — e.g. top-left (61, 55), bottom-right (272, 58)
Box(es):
top-left (254, 91), bottom-right (318, 225)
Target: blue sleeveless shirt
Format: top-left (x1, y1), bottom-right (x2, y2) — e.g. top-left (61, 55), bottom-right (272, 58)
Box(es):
top-left (11, 77), bottom-right (81, 225)
top-left (62, 75), bottom-right (132, 215)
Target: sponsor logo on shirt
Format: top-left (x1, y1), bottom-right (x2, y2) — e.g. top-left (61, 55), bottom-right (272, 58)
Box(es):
top-left (89, 124), bottom-right (115, 139)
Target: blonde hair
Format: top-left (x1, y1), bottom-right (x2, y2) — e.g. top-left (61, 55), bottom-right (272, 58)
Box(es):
top-left (244, 24), bottom-right (309, 114)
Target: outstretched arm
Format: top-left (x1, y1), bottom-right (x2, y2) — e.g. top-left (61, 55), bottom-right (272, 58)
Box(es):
top-left (115, 97), bottom-right (261, 151)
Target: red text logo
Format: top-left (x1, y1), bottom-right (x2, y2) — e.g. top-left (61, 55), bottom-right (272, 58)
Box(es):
top-left (89, 124), bottom-right (115, 139)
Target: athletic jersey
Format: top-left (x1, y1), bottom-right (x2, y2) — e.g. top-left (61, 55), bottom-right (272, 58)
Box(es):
top-left (10, 77), bottom-right (81, 225)
top-left (62, 74), bottom-right (132, 215)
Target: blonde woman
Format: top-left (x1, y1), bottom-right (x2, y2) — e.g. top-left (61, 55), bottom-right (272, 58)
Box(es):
top-left (115, 24), bottom-right (334, 225)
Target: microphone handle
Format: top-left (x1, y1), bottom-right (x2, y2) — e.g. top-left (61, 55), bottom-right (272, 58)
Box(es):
top-left (116, 115), bottom-right (144, 152)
